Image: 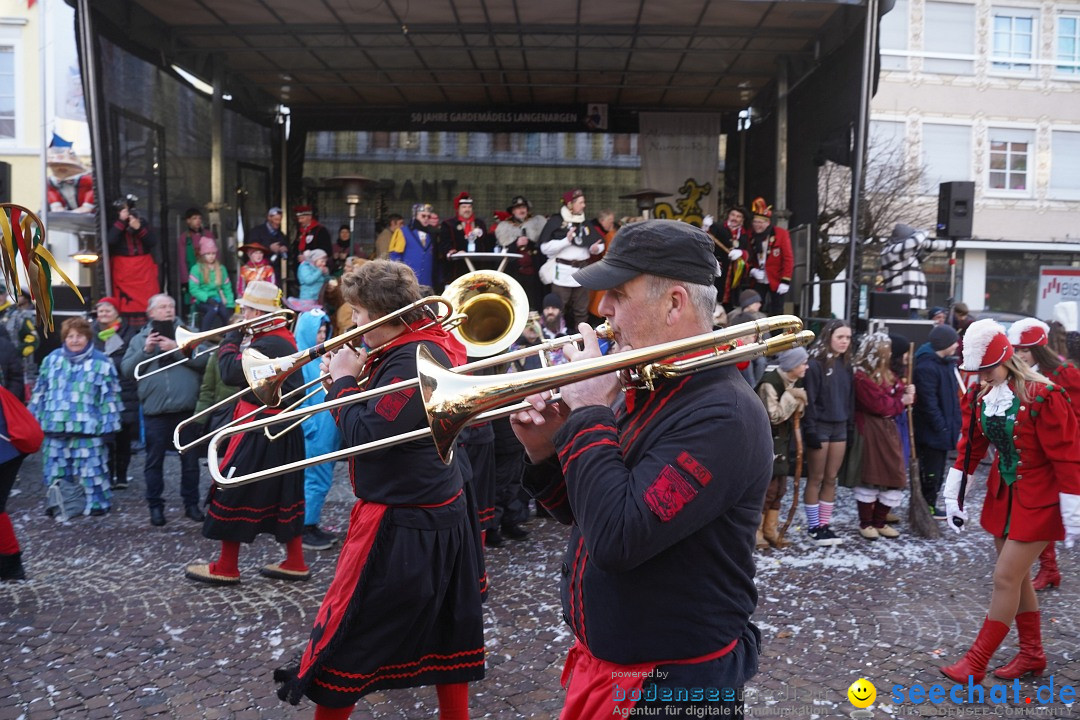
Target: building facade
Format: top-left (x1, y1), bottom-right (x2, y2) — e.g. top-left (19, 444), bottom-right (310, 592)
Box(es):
top-left (874, 0), bottom-right (1080, 315)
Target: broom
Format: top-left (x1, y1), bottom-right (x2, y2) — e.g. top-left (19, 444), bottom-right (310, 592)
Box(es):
top-left (905, 354), bottom-right (940, 538)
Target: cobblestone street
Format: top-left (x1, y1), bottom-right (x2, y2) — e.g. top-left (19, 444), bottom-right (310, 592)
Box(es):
top-left (1, 452), bottom-right (1076, 719)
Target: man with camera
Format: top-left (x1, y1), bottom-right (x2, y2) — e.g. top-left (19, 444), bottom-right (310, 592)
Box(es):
top-left (538, 189), bottom-right (604, 329)
top-left (107, 195), bottom-right (161, 314)
top-left (121, 293), bottom-right (207, 527)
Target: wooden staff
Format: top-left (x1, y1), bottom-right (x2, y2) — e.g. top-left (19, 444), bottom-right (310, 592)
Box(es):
top-left (778, 411), bottom-right (803, 542)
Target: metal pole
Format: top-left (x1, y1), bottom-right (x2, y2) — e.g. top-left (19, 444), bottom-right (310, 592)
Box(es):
top-left (210, 55), bottom-right (224, 238)
top-left (775, 57), bottom-right (789, 229)
top-left (76, 0), bottom-right (111, 297)
top-left (846, 0), bottom-right (880, 323)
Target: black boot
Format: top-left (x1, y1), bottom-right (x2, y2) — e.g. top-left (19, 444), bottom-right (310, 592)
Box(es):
top-left (501, 523), bottom-right (530, 541)
top-left (150, 506), bottom-right (166, 527)
top-left (0, 552), bottom-right (26, 581)
top-left (185, 504), bottom-right (205, 522)
top-left (485, 528), bottom-right (504, 548)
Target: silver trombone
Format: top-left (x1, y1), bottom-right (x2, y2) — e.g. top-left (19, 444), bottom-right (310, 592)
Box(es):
top-left (133, 310), bottom-right (293, 381)
top-left (171, 296), bottom-right (455, 454)
top-left (208, 316), bottom-right (813, 486)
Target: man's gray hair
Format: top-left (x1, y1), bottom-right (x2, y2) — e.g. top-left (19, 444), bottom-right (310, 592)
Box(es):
top-left (146, 293), bottom-right (175, 313)
top-left (644, 275), bottom-right (717, 329)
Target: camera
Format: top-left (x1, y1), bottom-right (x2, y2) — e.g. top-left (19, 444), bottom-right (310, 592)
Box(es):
top-left (112, 193), bottom-right (138, 212)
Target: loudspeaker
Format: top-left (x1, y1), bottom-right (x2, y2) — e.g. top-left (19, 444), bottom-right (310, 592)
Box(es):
top-left (0, 162), bottom-right (10, 203)
top-left (936, 181), bottom-right (974, 239)
top-left (870, 291), bottom-right (911, 319)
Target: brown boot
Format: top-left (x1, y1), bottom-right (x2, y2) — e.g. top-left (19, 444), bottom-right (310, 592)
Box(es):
top-left (762, 509), bottom-right (791, 549)
top-left (755, 515), bottom-right (769, 551)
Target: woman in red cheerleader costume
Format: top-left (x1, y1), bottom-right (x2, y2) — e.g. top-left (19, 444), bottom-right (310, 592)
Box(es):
top-left (1007, 317), bottom-right (1080, 592)
top-left (940, 319), bottom-right (1080, 683)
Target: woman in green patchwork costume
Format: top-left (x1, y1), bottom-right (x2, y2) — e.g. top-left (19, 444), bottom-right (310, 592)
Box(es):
top-left (28, 317), bottom-right (121, 519)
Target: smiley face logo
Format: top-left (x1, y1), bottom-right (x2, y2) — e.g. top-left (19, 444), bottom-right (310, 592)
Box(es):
top-left (848, 678), bottom-right (876, 708)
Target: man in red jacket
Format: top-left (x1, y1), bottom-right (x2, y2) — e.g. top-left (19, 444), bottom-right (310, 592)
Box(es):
top-left (747, 198), bottom-right (793, 316)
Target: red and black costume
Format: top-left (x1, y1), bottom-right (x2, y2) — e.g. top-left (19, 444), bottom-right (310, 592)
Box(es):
top-left (277, 322), bottom-right (485, 708)
top-left (521, 362), bottom-right (771, 716)
top-left (709, 222), bottom-right (750, 307)
top-left (107, 218), bottom-right (161, 314)
top-left (439, 194), bottom-right (492, 288)
top-left (206, 324), bottom-right (306, 544)
top-left (47, 174), bottom-right (95, 211)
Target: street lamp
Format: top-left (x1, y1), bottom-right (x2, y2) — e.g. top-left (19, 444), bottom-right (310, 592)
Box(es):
top-left (618, 189), bottom-right (671, 220)
top-left (327, 174), bottom-right (375, 253)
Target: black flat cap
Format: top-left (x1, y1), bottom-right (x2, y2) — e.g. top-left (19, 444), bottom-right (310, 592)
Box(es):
top-left (573, 219), bottom-right (719, 290)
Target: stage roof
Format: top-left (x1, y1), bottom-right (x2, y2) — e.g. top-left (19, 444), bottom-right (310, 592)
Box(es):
top-left (85, 0), bottom-right (865, 126)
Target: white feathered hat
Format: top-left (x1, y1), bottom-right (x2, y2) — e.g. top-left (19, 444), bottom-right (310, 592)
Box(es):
top-left (961, 318), bottom-right (1014, 371)
top-left (1006, 317), bottom-right (1049, 348)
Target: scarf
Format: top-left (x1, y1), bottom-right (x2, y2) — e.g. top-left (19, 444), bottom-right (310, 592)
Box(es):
top-left (363, 318), bottom-right (467, 378)
top-left (62, 341), bottom-right (96, 364)
top-left (561, 205), bottom-right (585, 224)
top-left (97, 321), bottom-right (121, 342)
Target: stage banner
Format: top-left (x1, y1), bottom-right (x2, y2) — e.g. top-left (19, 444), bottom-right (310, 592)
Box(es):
top-left (639, 113), bottom-right (722, 224)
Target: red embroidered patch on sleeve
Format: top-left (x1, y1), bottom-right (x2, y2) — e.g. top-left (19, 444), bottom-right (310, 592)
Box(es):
top-left (374, 378), bottom-right (415, 421)
top-left (676, 451), bottom-right (713, 486)
top-left (643, 465), bottom-right (698, 522)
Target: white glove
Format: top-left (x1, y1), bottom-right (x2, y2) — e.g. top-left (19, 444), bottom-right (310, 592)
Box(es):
top-left (750, 268), bottom-right (766, 283)
top-left (1061, 493), bottom-right (1080, 549)
top-left (729, 249), bottom-right (743, 261)
top-left (777, 282), bottom-right (790, 295)
top-left (702, 214), bottom-right (714, 231)
top-left (943, 467), bottom-right (967, 533)
top-left (467, 228), bottom-right (484, 241)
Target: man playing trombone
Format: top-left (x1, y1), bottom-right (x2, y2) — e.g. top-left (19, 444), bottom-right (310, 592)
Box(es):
top-left (275, 260), bottom-right (484, 719)
top-left (509, 220), bottom-right (773, 717)
top-left (184, 281), bottom-right (309, 585)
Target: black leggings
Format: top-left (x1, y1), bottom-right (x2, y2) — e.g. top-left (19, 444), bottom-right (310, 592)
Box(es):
top-left (108, 420), bottom-right (138, 485)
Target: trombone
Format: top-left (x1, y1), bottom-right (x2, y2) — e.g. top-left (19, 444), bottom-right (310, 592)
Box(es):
top-left (207, 315), bottom-right (813, 486)
top-left (258, 269), bottom-right (529, 441)
top-left (133, 310), bottom-right (293, 381)
top-left (171, 296), bottom-right (455, 454)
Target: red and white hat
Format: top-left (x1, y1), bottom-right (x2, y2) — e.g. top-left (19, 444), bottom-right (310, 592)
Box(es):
top-left (961, 318), bottom-right (1014, 371)
top-left (1006, 317), bottom-right (1049, 347)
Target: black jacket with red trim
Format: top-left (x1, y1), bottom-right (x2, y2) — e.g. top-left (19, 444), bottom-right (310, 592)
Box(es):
top-left (327, 341), bottom-right (463, 505)
top-left (521, 362), bottom-right (772, 665)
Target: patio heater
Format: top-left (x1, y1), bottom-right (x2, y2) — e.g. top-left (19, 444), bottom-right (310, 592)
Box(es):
top-left (327, 174), bottom-right (375, 253)
top-left (618, 189), bottom-right (671, 220)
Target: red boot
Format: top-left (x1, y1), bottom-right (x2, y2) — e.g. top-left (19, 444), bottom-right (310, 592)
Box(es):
top-left (993, 611), bottom-right (1046, 680)
top-left (1032, 544), bottom-right (1061, 591)
top-left (941, 617), bottom-right (1010, 684)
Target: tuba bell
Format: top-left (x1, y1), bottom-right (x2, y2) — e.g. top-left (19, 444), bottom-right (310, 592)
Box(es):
top-left (443, 270), bottom-right (529, 358)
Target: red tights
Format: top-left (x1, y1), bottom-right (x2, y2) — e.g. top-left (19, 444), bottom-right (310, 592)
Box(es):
top-left (208, 537), bottom-right (307, 577)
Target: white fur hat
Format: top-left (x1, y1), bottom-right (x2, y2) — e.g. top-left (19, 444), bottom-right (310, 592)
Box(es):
top-left (961, 318), bottom-right (1013, 371)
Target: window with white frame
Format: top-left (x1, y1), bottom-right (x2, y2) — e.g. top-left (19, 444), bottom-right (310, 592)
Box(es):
top-left (879, 0), bottom-right (909, 71)
top-left (1050, 130), bottom-right (1080, 199)
top-left (921, 123), bottom-right (973, 193)
top-left (1057, 14), bottom-right (1080, 75)
top-left (992, 9), bottom-right (1036, 72)
top-left (987, 128), bottom-right (1033, 193)
top-left (924, 2), bottom-right (976, 75)
top-left (0, 46), bottom-right (14, 140)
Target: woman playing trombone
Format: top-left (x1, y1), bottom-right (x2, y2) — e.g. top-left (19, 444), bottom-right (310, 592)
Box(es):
top-left (275, 260), bottom-right (484, 720)
top-left (184, 280), bottom-right (308, 585)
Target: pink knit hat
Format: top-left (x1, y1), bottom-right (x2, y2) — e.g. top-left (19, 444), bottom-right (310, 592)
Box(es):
top-left (198, 237), bottom-right (218, 255)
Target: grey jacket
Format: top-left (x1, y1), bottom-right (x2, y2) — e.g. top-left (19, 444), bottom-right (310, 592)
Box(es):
top-left (121, 319), bottom-right (209, 416)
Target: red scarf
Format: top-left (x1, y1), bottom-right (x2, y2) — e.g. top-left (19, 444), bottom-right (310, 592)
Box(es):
top-left (363, 318), bottom-right (467, 378)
